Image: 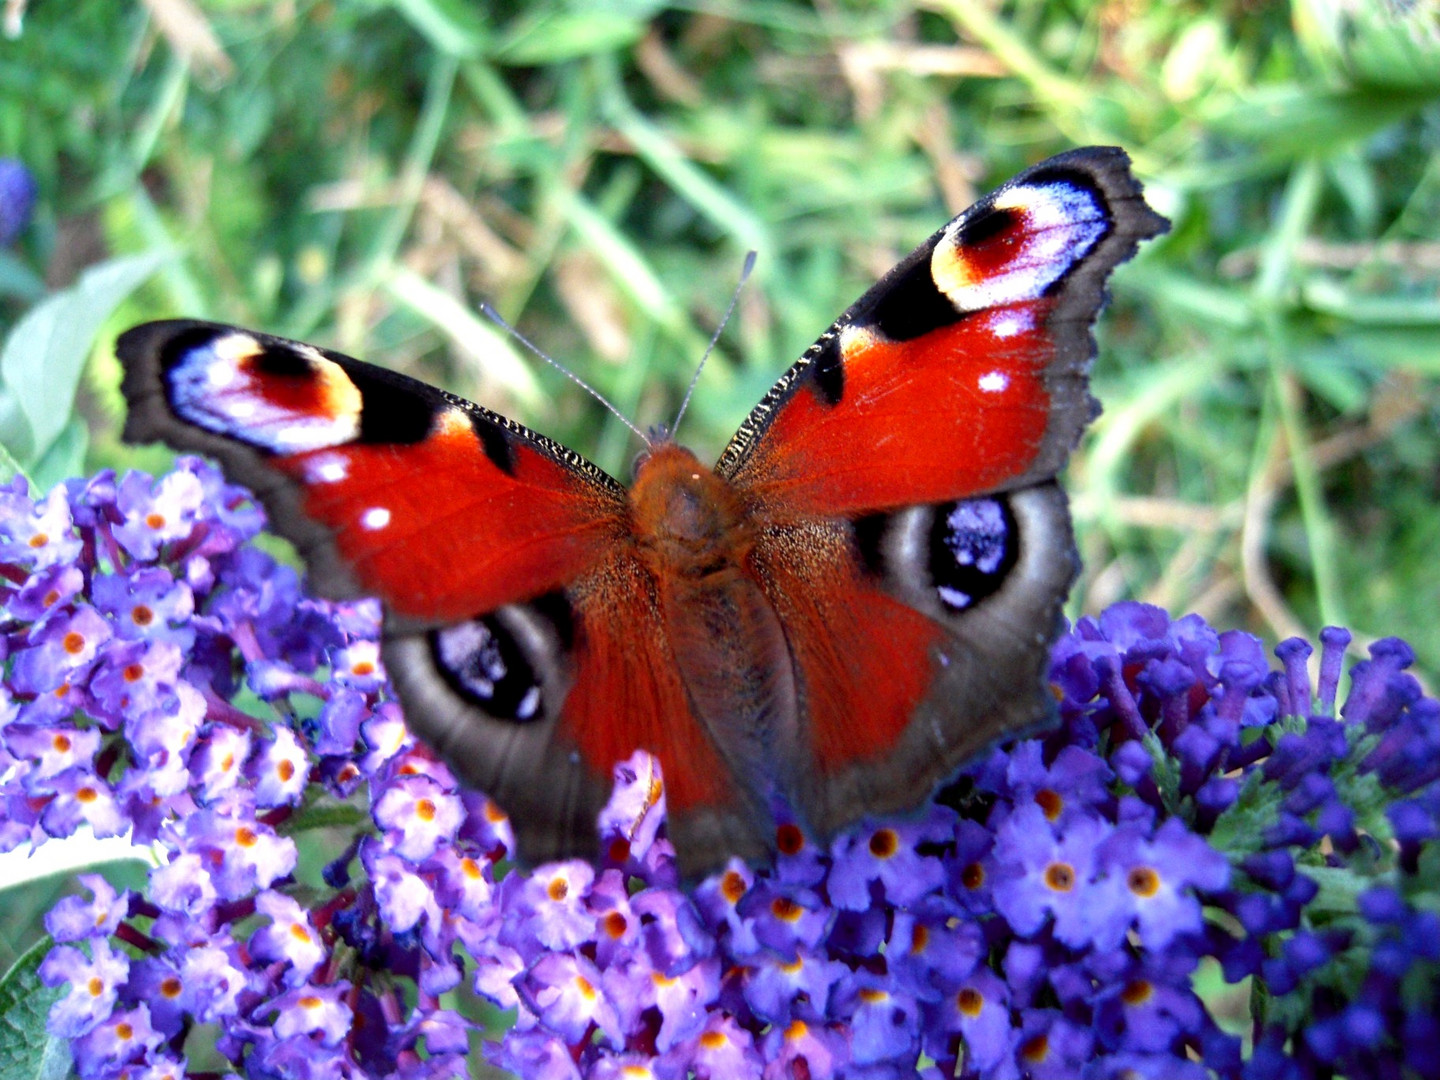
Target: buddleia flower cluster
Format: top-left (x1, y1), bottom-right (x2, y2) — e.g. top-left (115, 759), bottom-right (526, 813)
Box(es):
top-left (0, 461), bottom-right (1436, 1079)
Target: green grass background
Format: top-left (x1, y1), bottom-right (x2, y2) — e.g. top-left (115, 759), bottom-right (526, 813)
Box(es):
top-left (1, 0), bottom-right (1438, 981)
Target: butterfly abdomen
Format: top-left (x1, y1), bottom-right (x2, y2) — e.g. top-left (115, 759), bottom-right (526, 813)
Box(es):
top-left (624, 443), bottom-right (799, 799)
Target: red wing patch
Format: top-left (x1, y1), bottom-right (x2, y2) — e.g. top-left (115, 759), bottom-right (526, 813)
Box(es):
top-left (732, 299), bottom-right (1059, 520)
top-left (561, 559), bottom-right (736, 813)
top-left (750, 525), bottom-right (943, 771)
top-left (277, 410), bottom-right (623, 622)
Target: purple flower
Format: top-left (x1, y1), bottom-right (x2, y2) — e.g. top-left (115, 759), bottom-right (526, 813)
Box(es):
top-left (990, 803), bottom-right (1110, 946)
top-left (663, 1013), bottom-right (764, 1079)
top-left (40, 938), bottom-right (131, 1037)
top-left (190, 725), bottom-right (251, 798)
top-left (923, 966), bottom-right (1013, 1072)
top-left (499, 860), bottom-right (598, 954)
top-left (520, 952), bottom-right (624, 1047)
top-left (9, 603), bottom-right (111, 694)
top-left (0, 486), bottom-right (82, 569)
top-left (250, 890), bottom-right (327, 985)
top-left (268, 981), bottom-right (353, 1044)
top-left (92, 567), bottom-right (196, 649)
top-left (836, 972), bottom-right (922, 1065)
top-left (371, 773), bottom-right (464, 860)
top-left (182, 794), bottom-right (297, 899)
top-left (760, 1019), bottom-right (848, 1079)
top-left (0, 157), bottom-right (37, 243)
top-left (175, 938), bottom-right (251, 1023)
top-left (1088, 817), bottom-right (1229, 950)
top-left (40, 768), bottom-right (128, 839)
top-left (364, 846), bottom-right (441, 933)
top-left (741, 948), bottom-right (847, 1025)
top-left (886, 902), bottom-right (984, 1000)
top-left (148, 851), bottom-right (217, 917)
top-left (112, 470), bottom-right (206, 560)
top-left (7, 463), bottom-right (1436, 1080)
top-left (44, 873), bottom-right (130, 942)
top-left (826, 811), bottom-right (947, 909)
top-left (70, 1004), bottom-right (164, 1076)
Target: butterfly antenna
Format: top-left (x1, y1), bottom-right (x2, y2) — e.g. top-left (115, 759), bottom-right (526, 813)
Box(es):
top-left (480, 303), bottom-right (649, 446)
top-left (670, 250), bottom-right (757, 438)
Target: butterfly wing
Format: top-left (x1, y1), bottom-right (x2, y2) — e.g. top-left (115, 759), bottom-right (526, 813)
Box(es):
top-left (718, 147), bottom-right (1168, 836)
top-left (118, 321), bottom-right (770, 865)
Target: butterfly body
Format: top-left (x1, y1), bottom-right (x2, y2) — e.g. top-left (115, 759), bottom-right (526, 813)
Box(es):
top-left (118, 147), bottom-right (1168, 876)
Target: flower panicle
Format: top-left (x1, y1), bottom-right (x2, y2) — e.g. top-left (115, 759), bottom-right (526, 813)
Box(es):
top-left (0, 465), bottom-right (1435, 1079)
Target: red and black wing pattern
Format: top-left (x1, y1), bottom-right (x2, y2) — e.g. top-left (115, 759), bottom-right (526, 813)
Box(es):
top-left (120, 321), bottom-right (628, 622)
top-left (721, 147), bottom-right (1168, 836)
top-left (118, 321), bottom-right (770, 866)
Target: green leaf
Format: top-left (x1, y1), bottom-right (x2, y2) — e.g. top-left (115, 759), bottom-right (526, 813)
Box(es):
top-left (0, 251), bottom-right (170, 467)
top-left (0, 252), bottom-right (45, 305)
top-left (0, 439), bottom-right (27, 488)
top-left (387, 0), bottom-right (488, 58)
top-left (0, 388), bottom-right (32, 469)
top-left (29, 418), bottom-right (89, 496)
top-left (1202, 84), bottom-right (1432, 157)
top-left (1304, 277), bottom-right (1440, 326)
top-left (1346, 327), bottom-right (1440, 373)
top-left (0, 937), bottom-right (69, 1080)
top-left (1295, 0), bottom-right (1440, 92)
top-left (492, 11), bottom-right (644, 64)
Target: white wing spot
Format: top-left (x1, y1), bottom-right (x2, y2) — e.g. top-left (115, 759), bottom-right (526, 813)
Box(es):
top-left (312, 457), bottom-right (348, 483)
top-left (228, 399), bottom-right (257, 419)
top-left (987, 309), bottom-right (1032, 339)
top-left (978, 370), bottom-right (1010, 393)
top-left (361, 507), bottom-right (392, 531)
top-left (517, 686), bottom-right (541, 720)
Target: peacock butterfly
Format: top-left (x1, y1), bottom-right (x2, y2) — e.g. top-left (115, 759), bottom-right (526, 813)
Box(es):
top-left (118, 146), bottom-right (1168, 878)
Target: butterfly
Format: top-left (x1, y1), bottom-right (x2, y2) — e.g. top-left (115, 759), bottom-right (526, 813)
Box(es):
top-left (118, 146), bottom-right (1168, 878)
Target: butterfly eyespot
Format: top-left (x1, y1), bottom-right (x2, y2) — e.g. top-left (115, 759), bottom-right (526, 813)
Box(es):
top-left (431, 616), bottom-right (543, 722)
top-left (930, 497), bottom-right (1019, 613)
top-left (934, 179), bottom-right (1109, 312)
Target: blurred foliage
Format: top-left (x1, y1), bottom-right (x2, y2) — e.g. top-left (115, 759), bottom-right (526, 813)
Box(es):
top-left (0, 0), bottom-right (1437, 691)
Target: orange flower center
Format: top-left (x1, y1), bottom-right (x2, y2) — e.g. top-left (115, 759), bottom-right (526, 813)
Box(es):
top-left (1020, 1032), bottom-right (1050, 1062)
top-left (1034, 788), bottom-right (1063, 820)
top-left (1044, 861), bottom-right (1075, 891)
top-left (775, 823), bottom-right (804, 855)
top-left (771, 897), bottom-right (802, 922)
top-left (1122, 979), bottom-right (1154, 1006)
top-left (720, 869), bottom-right (747, 904)
top-left (1127, 866), bottom-right (1160, 897)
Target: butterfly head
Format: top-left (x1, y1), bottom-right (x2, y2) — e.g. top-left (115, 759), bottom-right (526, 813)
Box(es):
top-left (629, 442), bottom-right (751, 574)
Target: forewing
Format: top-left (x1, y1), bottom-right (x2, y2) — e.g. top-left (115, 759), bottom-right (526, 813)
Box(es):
top-left (718, 147), bottom-right (1168, 519)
